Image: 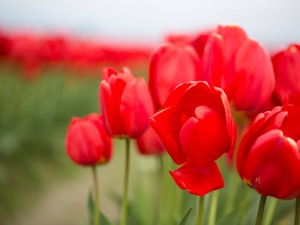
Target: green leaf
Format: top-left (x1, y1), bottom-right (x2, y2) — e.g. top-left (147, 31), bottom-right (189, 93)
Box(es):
top-left (179, 208), bottom-right (192, 225)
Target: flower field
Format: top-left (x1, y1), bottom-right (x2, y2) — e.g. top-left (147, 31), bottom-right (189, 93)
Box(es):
top-left (0, 24), bottom-right (299, 225)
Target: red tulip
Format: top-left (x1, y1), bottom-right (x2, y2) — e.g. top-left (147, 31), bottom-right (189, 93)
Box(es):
top-left (201, 25), bottom-right (275, 113)
top-left (136, 126), bottom-right (165, 155)
top-left (272, 44), bottom-right (300, 104)
top-left (65, 113), bottom-right (113, 166)
top-left (236, 105), bottom-right (300, 200)
top-left (151, 81), bottom-right (235, 195)
top-left (149, 41), bottom-right (201, 110)
top-left (99, 67), bottom-right (154, 138)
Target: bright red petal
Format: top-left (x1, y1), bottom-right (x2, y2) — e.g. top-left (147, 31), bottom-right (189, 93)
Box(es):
top-left (150, 106), bottom-right (187, 164)
top-left (170, 161), bottom-right (224, 196)
top-left (121, 77), bottom-right (154, 138)
top-left (180, 106), bottom-right (231, 166)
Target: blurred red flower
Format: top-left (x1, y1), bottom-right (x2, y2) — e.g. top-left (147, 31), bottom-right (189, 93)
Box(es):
top-left (236, 105), bottom-right (300, 200)
top-left (151, 81), bottom-right (235, 195)
top-left (149, 41), bottom-right (201, 110)
top-left (65, 113), bottom-right (113, 166)
top-left (272, 44), bottom-right (300, 104)
top-left (201, 25), bottom-right (275, 113)
top-left (136, 126), bottom-right (165, 155)
top-left (99, 67), bottom-right (154, 138)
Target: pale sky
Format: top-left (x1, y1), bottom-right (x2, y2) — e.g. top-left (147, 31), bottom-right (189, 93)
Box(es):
top-left (0, 0), bottom-right (300, 46)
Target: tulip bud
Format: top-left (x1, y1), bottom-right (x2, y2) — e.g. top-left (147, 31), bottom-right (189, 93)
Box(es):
top-left (65, 113), bottom-right (113, 166)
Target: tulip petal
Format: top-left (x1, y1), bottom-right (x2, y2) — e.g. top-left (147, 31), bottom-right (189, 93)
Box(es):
top-left (170, 161), bottom-right (224, 196)
top-left (121, 77), bottom-right (154, 138)
top-left (151, 106), bottom-right (187, 164)
top-left (201, 33), bottom-right (224, 87)
top-left (99, 78), bottom-right (126, 136)
top-left (163, 81), bottom-right (195, 108)
top-left (180, 106), bottom-right (231, 166)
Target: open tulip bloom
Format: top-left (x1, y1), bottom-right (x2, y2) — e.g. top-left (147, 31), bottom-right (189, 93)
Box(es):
top-left (150, 81), bottom-right (235, 224)
top-left (151, 81), bottom-right (235, 195)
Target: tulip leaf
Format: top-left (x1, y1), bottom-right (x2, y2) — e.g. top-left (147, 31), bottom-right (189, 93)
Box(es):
top-left (178, 208), bottom-right (192, 225)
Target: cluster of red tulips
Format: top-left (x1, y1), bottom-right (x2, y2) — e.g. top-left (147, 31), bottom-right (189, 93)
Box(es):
top-left (0, 29), bottom-right (151, 79)
top-left (65, 24), bottom-right (300, 225)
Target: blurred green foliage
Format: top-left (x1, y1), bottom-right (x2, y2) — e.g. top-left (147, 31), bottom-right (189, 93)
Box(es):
top-left (0, 65), bottom-right (101, 218)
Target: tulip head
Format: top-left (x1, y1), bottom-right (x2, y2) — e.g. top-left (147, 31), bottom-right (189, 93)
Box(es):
top-left (149, 42), bottom-right (201, 110)
top-left (237, 105), bottom-right (300, 200)
top-left (201, 25), bottom-right (275, 114)
top-left (99, 67), bottom-right (154, 139)
top-left (272, 44), bottom-right (300, 104)
top-left (65, 113), bottom-right (113, 166)
top-left (151, 81), bottom-right (235, 195)
top-left (136, 126), bottom-right (165, 155)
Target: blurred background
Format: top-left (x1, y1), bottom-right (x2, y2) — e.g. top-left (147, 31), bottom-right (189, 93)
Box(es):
top-left (0, 0), bottom-right (300, 224)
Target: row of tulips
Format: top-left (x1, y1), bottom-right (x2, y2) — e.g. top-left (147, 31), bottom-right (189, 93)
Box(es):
top-left (0, 29), bottom-right (151, 79)
top-left (65, 24), bottom-right (300, 225)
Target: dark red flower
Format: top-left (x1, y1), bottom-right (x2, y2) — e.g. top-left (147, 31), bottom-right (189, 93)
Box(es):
top-left (151, 81), bottom-right (235, 195)
top-left (237, 105), bottom-right (300, 199)
top-left (99, 67), bottom-right (154, 138)
top-left (201, 25), bottom-right (275, 113)
top-left (149, 42), bottom-right (201, 110)
top-left (272, 44), bottom-right (300, 104)
top-left (65, 113), bottom-right (113, 166)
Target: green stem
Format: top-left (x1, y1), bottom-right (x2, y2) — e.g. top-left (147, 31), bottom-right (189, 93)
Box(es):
top-left (225, 173), bottom-right (238, 214)
top-left (295, 198), bottom-right (300, 225)
top-left (198, 196), bottom-right (205, 225)
top-left (208, 191), bottom-right (219, 225)
top-left (92, 165), bottom-right (100, 225)
top-left (157, 155), bottom-right (164, 225)
top-left (255, 195), bottom-right (267, 225)
top-left (120, 138), bottom-right (130, 225)
top-left (264, 198), bottom-right (277, 225)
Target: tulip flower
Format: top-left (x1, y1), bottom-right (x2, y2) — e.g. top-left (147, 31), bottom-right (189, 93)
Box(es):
top-left (65, 113), bottom-right (113, 225)
top-left (151, 81), bottom-right (235, 196)
top-left (99, 67), bottom-right (154, 138)
top-left (236, 105), bottom-right (300, 200)
top-left (272, 44), bottom-right (300, 104)
top-left (99, 66), bottom-right (154, 225)
top-left (65, 113), bottom-right (112, 166)
top-left (201, 25), bottom-right (275, 113)
top-left (136, 126), bottom-right (165, 155)
top-left (149, 41), bottom-right (201, 110)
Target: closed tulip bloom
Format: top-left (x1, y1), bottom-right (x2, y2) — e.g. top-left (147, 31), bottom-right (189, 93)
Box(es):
top-left (236, 105), bottom-right (300, 200)
top-left (272, 44), bottom-right (300, 104)
top-left (65, 113), bottom-right (113, 166)
top-left (201, 25), bottom-right (275, 113)
top-left (99, 67), bottom-right (154, 138)
top-left (136, 126), bottom-right (165, 155)
top-left (149, 41), bottom-right (201, 110)
top-left (151, 81), bottom-right (235, 195)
